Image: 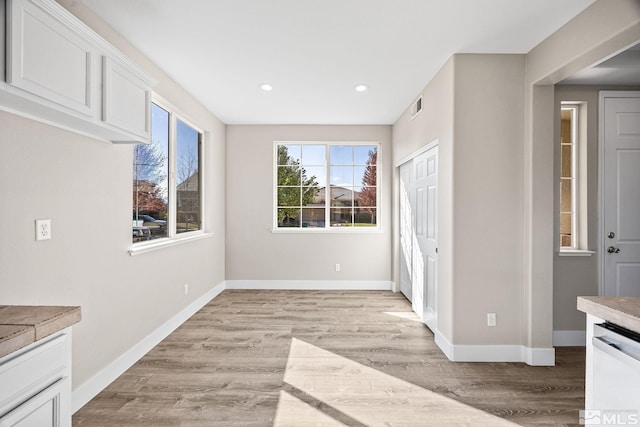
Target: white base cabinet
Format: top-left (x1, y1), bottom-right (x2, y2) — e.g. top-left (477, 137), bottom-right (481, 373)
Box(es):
top-left (0, 330), bottom-right (72, 427)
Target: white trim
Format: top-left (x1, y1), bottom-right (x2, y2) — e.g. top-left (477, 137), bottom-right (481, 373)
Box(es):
top-left (553, 330), bottom-right (586, 346)
top-left (525, 347), bottom-right (556, 366)
top-left (433, 331), bottom-right (452, 358)
top-left (433, 329), bottom-right (555, 366)
top-left (271, 227), bottom-right (383, 234)
top-left (71, 282), bottom-right (225, 413)
top-left (558, 249), bottom-right (595, 257)
top-left (559, 104), bottom-right (579, 249)
top-left (224, 280), bottom-right (393, 291)
top-left (129, 232), bottom-right (213, 256)
top-left (394, 137), bottom-right (439, 167)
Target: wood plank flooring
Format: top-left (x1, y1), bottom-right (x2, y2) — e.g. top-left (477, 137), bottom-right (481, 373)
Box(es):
top-left (73, 290), bottom-right (585, 426)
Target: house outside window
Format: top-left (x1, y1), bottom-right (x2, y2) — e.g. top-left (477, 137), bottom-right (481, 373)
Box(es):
top-left (133, 101), bottom-right (202, 244)
top-left (274, 142), bottom-right (379, 230)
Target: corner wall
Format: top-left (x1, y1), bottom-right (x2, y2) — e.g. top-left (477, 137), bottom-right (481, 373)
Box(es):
top-left (392, 58), bottom-right (454, 341)
top-left (524, 0), bottom-right (640, 349)
top-left (392, 54), bottom-right (529, 359)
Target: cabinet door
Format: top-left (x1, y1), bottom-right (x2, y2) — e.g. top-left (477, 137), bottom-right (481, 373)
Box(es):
top-left (6, 0), bottom-right (97, 118)
top-left (103, 57), bottom-right (152, 141)
top-left (0, 378), bottom-right (70, 427)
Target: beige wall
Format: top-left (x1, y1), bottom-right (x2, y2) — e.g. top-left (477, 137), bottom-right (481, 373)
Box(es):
top-left (0, 0), bottom-right (226, 389)
top-left (392, 58), bottom-right (454, 339)
top-left (452, 54), bottom-right (525, 345)
top-left (524, 0), bottom-right (640, 347)
top-left (225, 125), bottom-right (392, 281)
top-left (392, 55), bottom-right (526, 346)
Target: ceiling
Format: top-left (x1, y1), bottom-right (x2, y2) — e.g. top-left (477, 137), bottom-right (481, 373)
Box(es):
top-left (560, 42), bottom-right (640, 85)
top-left (81, 0), bottom-right (597, 125)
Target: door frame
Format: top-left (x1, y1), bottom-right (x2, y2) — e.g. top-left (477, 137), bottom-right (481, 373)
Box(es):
top-left (598, 91), bottom-right (640, 295)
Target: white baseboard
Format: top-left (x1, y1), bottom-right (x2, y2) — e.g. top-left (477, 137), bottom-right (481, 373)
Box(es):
top-left (525, 346), bottom-right (556, 366)
top-left (224, 280), bottom-right (394, 291)
top-left (553, 330), bottom-right (586, 346)
top-left (71, 282), bottom-right (225, 413)
top-left (433, 328), bottom-right (555, 366)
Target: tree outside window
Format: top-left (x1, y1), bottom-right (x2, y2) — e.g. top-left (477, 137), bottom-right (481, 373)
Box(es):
top-left (132, 102), bottom-right (203, 243)
top-left (275, 143), bottom-right (378, 229)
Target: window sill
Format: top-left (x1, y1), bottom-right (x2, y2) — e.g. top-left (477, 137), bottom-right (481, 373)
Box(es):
top-left (129, 232), bottom-right (213, 256)
top-left (271, 227), bottom-right (383, 234)
top-left (558, 249), bottom-right (595, 257)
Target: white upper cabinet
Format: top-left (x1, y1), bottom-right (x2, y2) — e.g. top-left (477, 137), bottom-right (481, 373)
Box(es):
top-left (103, 57), bottom-right (152, 140)
top-left (1, 0), bottom-right (156, 143)
top-left (7, 0), bottom-right (98, 118)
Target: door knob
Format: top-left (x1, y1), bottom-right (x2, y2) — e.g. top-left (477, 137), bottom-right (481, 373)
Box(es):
top-left (607, 246), bottom-right (620, 254)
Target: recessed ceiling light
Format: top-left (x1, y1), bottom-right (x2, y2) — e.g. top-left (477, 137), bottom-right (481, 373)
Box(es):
top-left (355, 84), bottom-right (368, 92)
top-left (260, 83), bottom-right (273, 91)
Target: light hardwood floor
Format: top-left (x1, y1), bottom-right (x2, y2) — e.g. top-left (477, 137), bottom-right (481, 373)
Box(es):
top-left (73, 290), bottom-right (585, 426)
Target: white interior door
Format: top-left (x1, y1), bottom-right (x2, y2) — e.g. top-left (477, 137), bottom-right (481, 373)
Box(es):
top-left (602, 93), bottom-right (640, 296)
top-left (413, 147), bottom-right (438, 326)
top-left (423, 147), bottom-right (438, 326)
top-left (398, 145), bottom-right (438, 325)
top-left (399, 162), bottom-right (413, 301)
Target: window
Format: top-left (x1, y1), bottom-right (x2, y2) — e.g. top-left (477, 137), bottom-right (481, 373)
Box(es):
top-left (560, 106), bottom-right (576, 248)
top-left (132, 101), bottom-right (202, 243)
top-left (275, 142), bottom-right (378, 230)
top-left (558, 102), bottom-right (592, 255)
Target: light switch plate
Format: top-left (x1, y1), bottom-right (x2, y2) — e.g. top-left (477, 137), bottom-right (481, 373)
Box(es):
top-left (35, 219), bottom-right (51, 241)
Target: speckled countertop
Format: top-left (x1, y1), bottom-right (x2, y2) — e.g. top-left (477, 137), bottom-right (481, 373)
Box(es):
top-left (0, 306), bottom-right (81, 358)
top-left (577, 296), bottom-right (640, 334)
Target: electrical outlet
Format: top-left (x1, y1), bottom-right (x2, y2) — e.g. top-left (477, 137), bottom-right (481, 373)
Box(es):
top-left (335, 263), bottom-right (341, 272)
top-left (487, 312), bottom-right (497, 327)
top-left (184, 284), bottom-right (189, 296)
top-left (35, 219), bottom-right (51, 241)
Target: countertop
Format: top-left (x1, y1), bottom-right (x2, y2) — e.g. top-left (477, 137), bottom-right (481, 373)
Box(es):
top-left (0, 306), bottom-right (81, 358)
top-left (577, 296), bottom-right (640, 334)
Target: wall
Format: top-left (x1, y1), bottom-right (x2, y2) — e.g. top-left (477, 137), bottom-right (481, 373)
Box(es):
top-left (553, 85), bottom-right (640, 333)
top-left (393, 54), bottom-right (526, 355)
top-left (0, 0), bottom-right (226, 393)
top-left (225, 125), bottom-right (392, 282)
top-left (392, 58), bottom-right (454, 340)
top-left (524, 0), bottom-right (640, 349)
top-left (452, 54), bottom-right (526, 345)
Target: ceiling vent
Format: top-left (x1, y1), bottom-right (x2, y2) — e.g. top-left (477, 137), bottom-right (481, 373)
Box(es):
top-left (410, 95), bottom-right (423, 120)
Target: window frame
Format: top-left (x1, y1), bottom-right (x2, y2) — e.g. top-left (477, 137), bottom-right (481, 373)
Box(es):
top-left (130, 96), bottom-right (208, 254)
top-left (558, 102), bottom-right (592, 256)
top-left (272, 141), bottom-right (381, 233)
top-left (560, 105), bottom-right (578, 249)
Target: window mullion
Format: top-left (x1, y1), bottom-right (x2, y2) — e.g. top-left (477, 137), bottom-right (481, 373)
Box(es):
top-left (325, 144), bottom-right (331, 228)
top-left (168, 112), bottom-right (177, 238)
